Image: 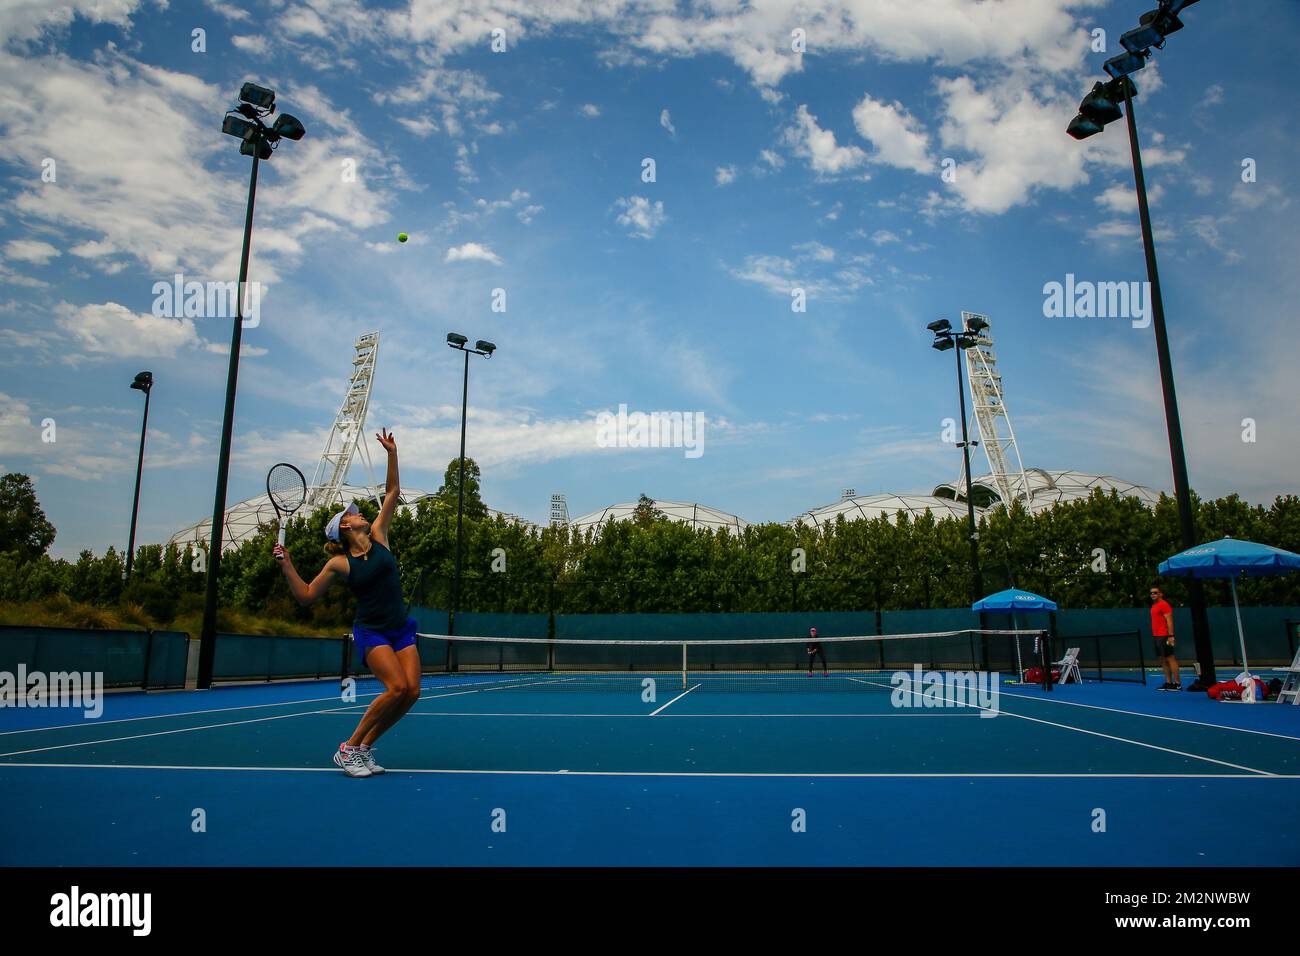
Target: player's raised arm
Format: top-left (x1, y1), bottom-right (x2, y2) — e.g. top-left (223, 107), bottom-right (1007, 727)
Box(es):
top-left (371, 428), bottom-right (400, 545)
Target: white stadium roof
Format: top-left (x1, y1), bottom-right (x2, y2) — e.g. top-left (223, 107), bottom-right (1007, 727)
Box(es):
top-left (932, 468), bottom-right (1163, 512)
top-left (568, 500), bottom-right (748, 534)
top-left (791, 493), bottom-right (980, 530)
top-left (166, 483), bottom-right (433, 554)
top-left (166, 485), bottom-right (527, 554)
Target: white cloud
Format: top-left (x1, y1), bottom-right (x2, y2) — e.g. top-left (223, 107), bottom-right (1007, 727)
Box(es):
top-left (659, 108), bottom-right (675, 136)
top-left (715, 165), bottom-right (737, 186)
top-left (613, 196), bottom-right (667, 238)
top-left (396, 115), bottom-right (439, 137)
top-left (936, 75), bottom-right (1089, 215)
top-left (729, 243), bottom-right (872, 300)
top-left (579, 103), bottom-right (601, 118)
top-left (231, 35), bottom-right (268, 55)
top-left (851, 94), bottom-right (932, 173)
top-left (4, 239), bottom-right (60, 265)
top-left (53, 301), bottom-right (202, 359)
top-left (444, 242), bottom-right (503, 265)
top-left (758, 148), bottom-right (784, 170)
top-left (1096, 182), bottom-right (1163, 214)
top-left (784, 105), bottom-right (867, 176)
top-left (379, 0), bottom-right (1093, 89)
top-left (0, 0), bottom-right (138, 44)
top-left (1231, 182), bottom-right (1289, 212)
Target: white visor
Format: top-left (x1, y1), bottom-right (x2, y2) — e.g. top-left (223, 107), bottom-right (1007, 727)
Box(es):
top-left (325, 503), bottom-right (360, 542)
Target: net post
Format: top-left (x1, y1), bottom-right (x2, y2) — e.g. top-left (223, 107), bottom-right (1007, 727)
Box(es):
top-left (681, 641), bottom-right (687, 689)
top-left (1039, 629), bottom-right (1052, 692)
top-left (1136, 628), bottom-right (1146, 686)
top-left (339, 633), bottom-right (350, 688)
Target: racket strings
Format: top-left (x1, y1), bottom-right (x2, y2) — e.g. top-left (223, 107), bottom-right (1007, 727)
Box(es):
top-left (267, 465), bottom-right (307, 513)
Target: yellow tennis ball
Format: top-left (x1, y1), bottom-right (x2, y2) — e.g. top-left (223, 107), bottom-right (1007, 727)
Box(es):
top-left (397, 232), bottom-right (409, 243)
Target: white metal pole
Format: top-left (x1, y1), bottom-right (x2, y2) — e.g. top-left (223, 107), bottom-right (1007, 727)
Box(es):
top-left (1230, 576), bottom-right (1250, 679)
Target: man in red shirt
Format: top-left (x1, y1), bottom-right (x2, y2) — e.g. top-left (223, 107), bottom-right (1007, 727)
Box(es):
top-left (1149, 586), bottom-right (1181, 690)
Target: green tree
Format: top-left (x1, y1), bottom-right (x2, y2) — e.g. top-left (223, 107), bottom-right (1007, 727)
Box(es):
top-left (0, 473), bottom-right (56, 562)
top-left (434, 458), bottom-right (487, 520)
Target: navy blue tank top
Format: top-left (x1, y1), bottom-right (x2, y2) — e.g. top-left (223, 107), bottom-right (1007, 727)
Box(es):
top-left (345, 540), bottom-right (407, 632)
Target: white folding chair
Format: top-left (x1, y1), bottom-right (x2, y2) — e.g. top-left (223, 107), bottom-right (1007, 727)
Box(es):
top-left (1051, 647), bottom-right (1082, 685)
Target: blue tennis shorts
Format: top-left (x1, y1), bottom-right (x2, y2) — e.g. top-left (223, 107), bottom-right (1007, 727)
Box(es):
top-left (353, 617), bottom-right (418, 661)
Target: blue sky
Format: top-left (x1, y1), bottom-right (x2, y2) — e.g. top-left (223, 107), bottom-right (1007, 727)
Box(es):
top-left (1, 0), bottom-right (1297, 559)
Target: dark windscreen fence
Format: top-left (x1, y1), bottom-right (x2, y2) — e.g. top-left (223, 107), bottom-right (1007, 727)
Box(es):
top-left (0, 626), bottom-right (188, 690)
top-left (211, 633), bottom-right (353, 684)
top-left (416, 628), bottom-right (1050, 693)
top-left (1051, 630), bottom-right (1147, 684)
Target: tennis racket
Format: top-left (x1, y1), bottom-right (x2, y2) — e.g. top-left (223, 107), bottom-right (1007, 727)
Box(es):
top-left (266, 462), bottom-right (307, 547)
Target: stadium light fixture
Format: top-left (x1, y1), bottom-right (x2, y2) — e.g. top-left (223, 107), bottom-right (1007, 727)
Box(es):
top-left (1121, 6), bottom-right (1187, 52)
top-left (1063, 0), bottom-right (1216, 690)
top-left (474, 340), bottom-right (496, 356)
top-left (1104, 49), bottom-right (1148, 78)
top-left (1068, 77), bottom-right (1135, 140)
top-left (926, 319), bottom-right (951, 333)
top-left (125, 371), bottom-right (154, 581)
top-left (221, 115), bottom-right (257, 142)
top-left (238, 82), bottom-right (276, 111)
top-left (272, 114), bottom-right (306, 141)
top-left (447, 333), bottom-right (468, 347)
top-left (198, 83), bottom-right (307, 688)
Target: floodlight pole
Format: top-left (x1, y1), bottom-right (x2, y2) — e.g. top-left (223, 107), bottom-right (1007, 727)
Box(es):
top-left (451, 347), bottom-right (470, 639)
top-left (197, 149), bottom-right (260, 689)
top-left (1121, 83), bottom-right (1215, 688)
top-left (125, 376), bottom-right (152, 579)
top-left (953, 333), bottom-right (985, 606)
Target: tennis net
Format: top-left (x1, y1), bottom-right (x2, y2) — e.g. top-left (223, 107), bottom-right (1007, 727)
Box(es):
top-left (411, 628), bottom-right (1051, 692)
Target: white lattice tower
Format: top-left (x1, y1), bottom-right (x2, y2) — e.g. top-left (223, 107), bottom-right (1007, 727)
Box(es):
top-left (550, 494), bottom-right (569, 526)
top-left (959, 312), bottom-right (1031, 510)
top-left (307, 331), bottom-right (380, 509)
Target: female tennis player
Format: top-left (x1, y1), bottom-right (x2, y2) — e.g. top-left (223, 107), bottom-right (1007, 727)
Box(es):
top-left (273, 428), bottom-right (419, 778)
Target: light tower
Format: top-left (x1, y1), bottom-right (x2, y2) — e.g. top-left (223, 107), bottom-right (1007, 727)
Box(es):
top-left (957, 312), bottom-right (1032, 510)
top-left (550, 493), bottom-right (569, 526)
top-left (308, 331), bottom-right (381, 509)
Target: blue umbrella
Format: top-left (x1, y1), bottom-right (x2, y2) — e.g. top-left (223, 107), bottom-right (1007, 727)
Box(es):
top-left (973, 588), bottom-right (1058, 612)
top-left (1158, 536), bottom-right (1300, 684)
top-left (973, 588), bottom-right (1057, 680)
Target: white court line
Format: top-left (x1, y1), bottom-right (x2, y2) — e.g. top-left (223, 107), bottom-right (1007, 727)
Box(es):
top-left (0, 707), bottom-right (338, 759)
top-left (995, 689), bottom-right (1300, 742)
top-left (908, 684), bottom-right (1276, 776)
top-left (0, 690), bottom-right (373, 735)
top-left (322, 711), bottom-right (983, 718)
top-left (0, 761), bottom-right (1294, 780)
top-left (0, 675), bottom-right (528, 737)
top-left (649, 684), bottom-right (700, 716)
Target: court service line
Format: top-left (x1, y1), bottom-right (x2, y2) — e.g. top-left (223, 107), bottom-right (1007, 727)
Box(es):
top-left (0, 707), bottom-right (340, 759)
top-left (649, 684), bottom-right (700, 716)
top-left (994, 690), bottom-right (1300, 743)
top-left (0, 761), bottom-right (1295, 780)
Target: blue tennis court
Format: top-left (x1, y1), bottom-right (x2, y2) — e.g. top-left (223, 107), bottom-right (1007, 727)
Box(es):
top-left (2, 668), bottom-right (1297, 867)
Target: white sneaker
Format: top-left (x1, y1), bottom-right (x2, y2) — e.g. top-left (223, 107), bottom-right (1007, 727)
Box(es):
top-left (334, 747), bottom-right (372, 778)
top-left (359, 746), bottom-right (385, 775)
